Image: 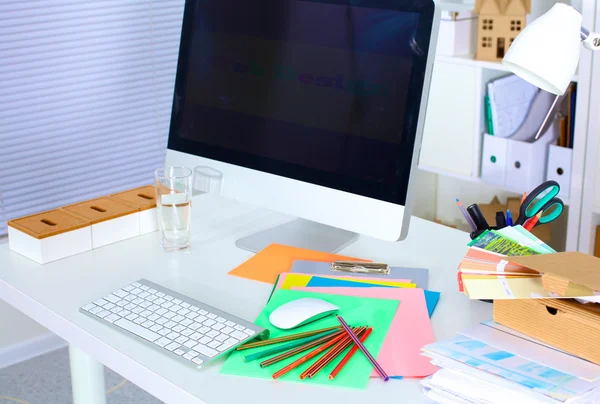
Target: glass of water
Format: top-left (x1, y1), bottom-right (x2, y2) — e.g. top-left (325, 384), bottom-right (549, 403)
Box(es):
top-left (154, 167), bottom-right (193, 251)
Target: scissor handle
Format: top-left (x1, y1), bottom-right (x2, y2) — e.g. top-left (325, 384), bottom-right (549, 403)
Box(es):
top-left (538, 198), bottom-right (564, 224)
top-left (523, 180), bottom-right (561, 218)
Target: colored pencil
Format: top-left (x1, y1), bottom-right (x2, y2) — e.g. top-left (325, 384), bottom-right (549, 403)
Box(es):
top-left (260, 330), bottom-right (344, 368)
top-left (237, 326), bottom-right (342, 350)
top-left (329, 328), bottom-right (373, 380)
top-left (456, 199), bottom-right (477, 231)
top-left (524, 211), bottom-right (542, 231)
top-left (243, 329), bottom-right (340, 362)
top-left (337, 315), bottom-right (389, 381)
top-left (271, 327), bottom-right (359, 379)
top-left (520, 192), bottom-right (527, 206)
top-left (302, 327), bottom-right (367, 379)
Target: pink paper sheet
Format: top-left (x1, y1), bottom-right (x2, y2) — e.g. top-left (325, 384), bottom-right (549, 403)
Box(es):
top-left (274, 272), bottom-right (410, 290)
top-left (291, 286), bottom-right (437, 378)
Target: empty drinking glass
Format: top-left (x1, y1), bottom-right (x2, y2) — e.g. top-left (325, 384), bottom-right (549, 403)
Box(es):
top-left (193, 166), bottom-right (223, 196)
top-left (155, 167), bottom-right (193, 251)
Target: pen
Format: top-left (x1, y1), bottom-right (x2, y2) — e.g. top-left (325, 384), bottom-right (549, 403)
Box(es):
top-left (456, 199), bottom-right (477, 232)
top-left (506, 209), bottom-right (513, 227)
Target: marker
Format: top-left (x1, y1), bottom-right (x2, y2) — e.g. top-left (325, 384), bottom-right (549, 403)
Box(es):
top-left (506, 209), bottom-right (513, 227)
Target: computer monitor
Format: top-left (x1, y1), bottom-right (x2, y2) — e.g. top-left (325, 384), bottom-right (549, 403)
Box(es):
top-left (166, 0), bottom-right (439, 252)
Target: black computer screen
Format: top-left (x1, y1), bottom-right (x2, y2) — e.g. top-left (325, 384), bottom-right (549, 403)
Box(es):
top-left (168, 0), bottom-right (434, 205)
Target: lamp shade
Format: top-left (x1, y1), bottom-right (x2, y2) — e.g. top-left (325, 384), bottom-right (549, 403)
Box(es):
top-left (502, 3), bottom-right (582, 95)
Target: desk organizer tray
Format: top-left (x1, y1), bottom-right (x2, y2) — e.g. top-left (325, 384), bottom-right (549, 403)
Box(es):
top-left (110, 185), bottom-right (158, 234)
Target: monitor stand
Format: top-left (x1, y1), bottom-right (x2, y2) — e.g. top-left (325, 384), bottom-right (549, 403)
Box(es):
top-left (235, 218), bottom-right (359, 253)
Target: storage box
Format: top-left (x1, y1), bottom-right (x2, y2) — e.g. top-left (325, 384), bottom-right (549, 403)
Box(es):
top-left (62, 197), bottom-right (139, 248)
top-left (111, 185), bottom-right (158, 234)
top-left (437, 11), bottom-right (478, 56)
top-left (546, 144), bottom-right (572, 200)
top-left (494, 298), bottom-right (600, 365)
top-left (8, 210), bottom-right (92, 264)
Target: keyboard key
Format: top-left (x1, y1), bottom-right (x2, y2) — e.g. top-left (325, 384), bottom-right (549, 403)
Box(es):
top-left (155, 308), bottom-right (168, 316)
top-left (148, 305), bottom-right (160, 312)
top-left (114, 289), bottom-right (128, 298)
top-left (194, 344), bottom-right (218, 358)
top-left (206, 313), bottom-right (217, 319)
top-left (155, 318), bottom-right (168, 325)
top-left (173, 325), bottom-right (185, 333)
top-left (189, 322), bottom-right (202, 331)
top-left (146, 295), bottom-right (157, 302)
top-left (211, 323), bottom-right (225, 331)
top-left (134, 317), bottom-right (145, 325)
top-left (172, 299), bottom-right (182, 305)
top-left (184, 340), bottom-right (197, 349)
top-left (216, 317), bottom-right (226, 323)
top-left (126, 313), bottom-right (138, 321)
top-left (110, 307), bottom-right (123, 314)
top-left (171, 305), bottom-right (182, 313)
top-left (194, 315), bottom-right (207, 323)
top-left (148, 288), bottom-right (157, 294)
top-left (166, 332), bottom-right (180, 340)
top-left (116, 300), bottom-right (128, 307)
top-left (192, 358), bottom-right (204, 365)
top-left (164, 321), bottom-right (177, 329)
top-left (207, 340), bottom-right (221, 349)
top-left (231, 330), bottom-right (248, 340)
top-left (172, 315), bottom-right (185, 323)
top-left (124, 295), bottom-right (136, 302)
top-left (162, 302), bottom-right (174, 309)
top-left (244, 329), bottom-right (256, 336)
top-left (217, 343), bottom-right (232, 352)
top-left (140, 310), bottom-right (152, 318)
top-left (105, 313), bottom-right (121, 323)
top-left (174, 349), bottom-right (186, 356)
top-left (154, 298), bottom-right (166, 305)
top-left (115, 318), bottom-right (160, 342)
top-left (158, 329), bottom-right (170, 336)
top-left (198, 326), bottom-right (211, 334)
top-left (120, 310), bottom-right (131, 318)
top-left (139, 302), bottom-right (152, 309)
top-left (132, 282), bottom-right (142, 287)
top-left (190, 332), bottom-right (202, 341)
top-left (221, 327), bottom-right (234, 335)
top-left (181, 329), bottom-right (194, 337)
top-left (124, 303), bottom-right (136, 310)
top-left (206, 330), bottom-right (219, 338)
top-left (164, 312), bottom-right (176, 319)
top-left (132, 307), bottom-right (143, 314)
top-left (183, 351), bottom-right (199, 360)
top-left (234, 325), bottom-right (245, 331)
top-left (181, 302), bottom-right (191, 308)
top-left (103, 302), bottom-right (115, 311)
top-left (89, 306), bottom-right (103, 315)
top-left (199, 336), bottom-right (212, 344)
top-left (104, 294), bottom-right (120, 303)
top-left (165, 342), bottom-right (180, 352)
top-left (225, 321), bottom-right (235, 327)
top-left (139, 292), bottom-right (150, 299)
top-left (132, 298), bottom-right (144, 305)
top-left (130, 288), bottom-right (143, 295)
top-left (175, 336), bottom-right (188, 344)
top-left (82, 303), bottom-right (97, 311)
top-left (155, 337), bottom-right (171, 347)
top-left (190, 306), bottom-right (199, 312)
top-left (141, 320), bottom-right (154, 328)
top-left (180, 319), bottom-right (193, 327)
top-left (177, 308), bottom-right (190, 316)
top-left (185, 312), bottom-right (199, 320)
top-left (224, 337), bottom-right (239, 346)
top-left (123, 284), bottom-right (134, 292)
top-left (148, 314), bottom-right (160, 322)
top-left (163, 295), bottom-right (174, 301)
top-left (199, 309), bottom-right (208, 315)
top-left (156, 292), bottom-right (165, 298)
top-left (215, 334), bottom-right (228, 342)
top-left (203, 319), bottom-right (216, 327)
top-left (94, 298), bottom-right (108, 306)
top-left (150, 324), bottom-right (163, 332)
top-left (97, 310), bottom-right (111, 318)
top-left (140, 285), bottom-right (150, 291)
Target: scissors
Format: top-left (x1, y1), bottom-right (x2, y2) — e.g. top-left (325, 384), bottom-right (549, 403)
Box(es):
top-left (515, 180), bottom-right (564, 227)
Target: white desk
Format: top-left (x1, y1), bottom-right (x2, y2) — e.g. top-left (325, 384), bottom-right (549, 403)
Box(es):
top-left (0, 195), bottom-right (492, 404)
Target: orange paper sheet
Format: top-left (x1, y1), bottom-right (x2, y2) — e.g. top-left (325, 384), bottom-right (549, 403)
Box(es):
top-left (228, 243), bottom-right (367, 284)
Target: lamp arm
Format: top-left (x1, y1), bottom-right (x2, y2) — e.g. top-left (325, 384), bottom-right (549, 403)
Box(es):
top-left (581, 27), bottom-right (600, 51)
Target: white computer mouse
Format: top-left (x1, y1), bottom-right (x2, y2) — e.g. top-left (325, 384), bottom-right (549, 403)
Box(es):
top-left (268, 298), bottom-right (340, 330)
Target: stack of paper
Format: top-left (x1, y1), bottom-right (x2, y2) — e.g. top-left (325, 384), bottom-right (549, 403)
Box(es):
top-left (421, 321), bottom-right (600, 404)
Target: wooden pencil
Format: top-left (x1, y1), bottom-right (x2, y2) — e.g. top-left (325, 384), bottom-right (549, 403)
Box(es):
top-left (329, 328), bottom-right (372, 380)
top-left (271, 328), bottom-right (358, 379)
top-left (302, 327), bottom-right (366, 379)
top-left (243, 329), bottom-right (340, 362)
top-left (237, 326), bottom-right (342, 350)
top-left (260, 330), bottom-right (344, 368)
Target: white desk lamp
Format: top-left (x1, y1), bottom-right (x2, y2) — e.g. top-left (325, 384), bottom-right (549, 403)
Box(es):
top-left (502, 3), bottom-right (600, 138)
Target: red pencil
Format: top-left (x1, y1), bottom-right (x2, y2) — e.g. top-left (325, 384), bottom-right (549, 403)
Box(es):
top-left (329, 328), bottom-right (373, 380)
top-left (271, 327), bottom-right (357, 380)
top-left (524, 211), bottom-right (542, 231)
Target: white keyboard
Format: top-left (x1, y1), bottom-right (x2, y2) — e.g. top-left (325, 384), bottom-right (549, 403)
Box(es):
top-left (80, 279), bottom-right (268, 368)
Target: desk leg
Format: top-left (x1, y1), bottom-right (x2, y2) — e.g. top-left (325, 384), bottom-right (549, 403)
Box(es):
top-left (69, 345), bottom-right (107, 404)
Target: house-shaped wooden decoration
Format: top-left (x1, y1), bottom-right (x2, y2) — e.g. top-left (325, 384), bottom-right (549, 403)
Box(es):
top-left (474, 0), bottom-right (531, 62)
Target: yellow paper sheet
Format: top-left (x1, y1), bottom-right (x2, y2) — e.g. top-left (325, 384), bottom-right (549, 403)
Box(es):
top-left (279, 273), bottom-right (416, 290)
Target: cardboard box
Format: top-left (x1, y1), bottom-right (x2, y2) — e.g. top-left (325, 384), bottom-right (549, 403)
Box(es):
top-left (474, 0), bottom-right (531, 62)
top-left (594, 226), bottom-right (600, 259)
top-left (8, 210), bottom-right (92, 264)
top-left (494, 298), bottom-right (600, 365)
top-left (477, 196), bottom-right (551, 241)
top-left (62, 197), bottom-right (139, 248)
top-left (111, 185), bottom-right (158, 234)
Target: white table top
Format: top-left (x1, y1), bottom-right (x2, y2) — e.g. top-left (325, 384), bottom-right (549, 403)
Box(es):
top-left (0, 195), bottom-right (492, 404)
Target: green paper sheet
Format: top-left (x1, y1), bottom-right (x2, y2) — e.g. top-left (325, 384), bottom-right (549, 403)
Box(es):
top-left (220, 289), bottom-right (399, 389)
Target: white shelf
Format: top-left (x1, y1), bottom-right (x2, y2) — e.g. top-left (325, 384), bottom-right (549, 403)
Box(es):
top-left (437, 0), bottom-right (475, 12)
top-left (435, 54), bottom-right (579, 82)
top-left (418, 164), bottom-right (571, 205)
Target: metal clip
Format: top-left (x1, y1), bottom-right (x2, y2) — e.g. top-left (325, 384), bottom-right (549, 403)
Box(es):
top-left (330, 261), bottom-right (390, 275)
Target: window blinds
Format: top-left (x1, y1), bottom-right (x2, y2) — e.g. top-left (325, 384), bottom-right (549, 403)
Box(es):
top-left (0, 0), bottom-right (184, 235)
